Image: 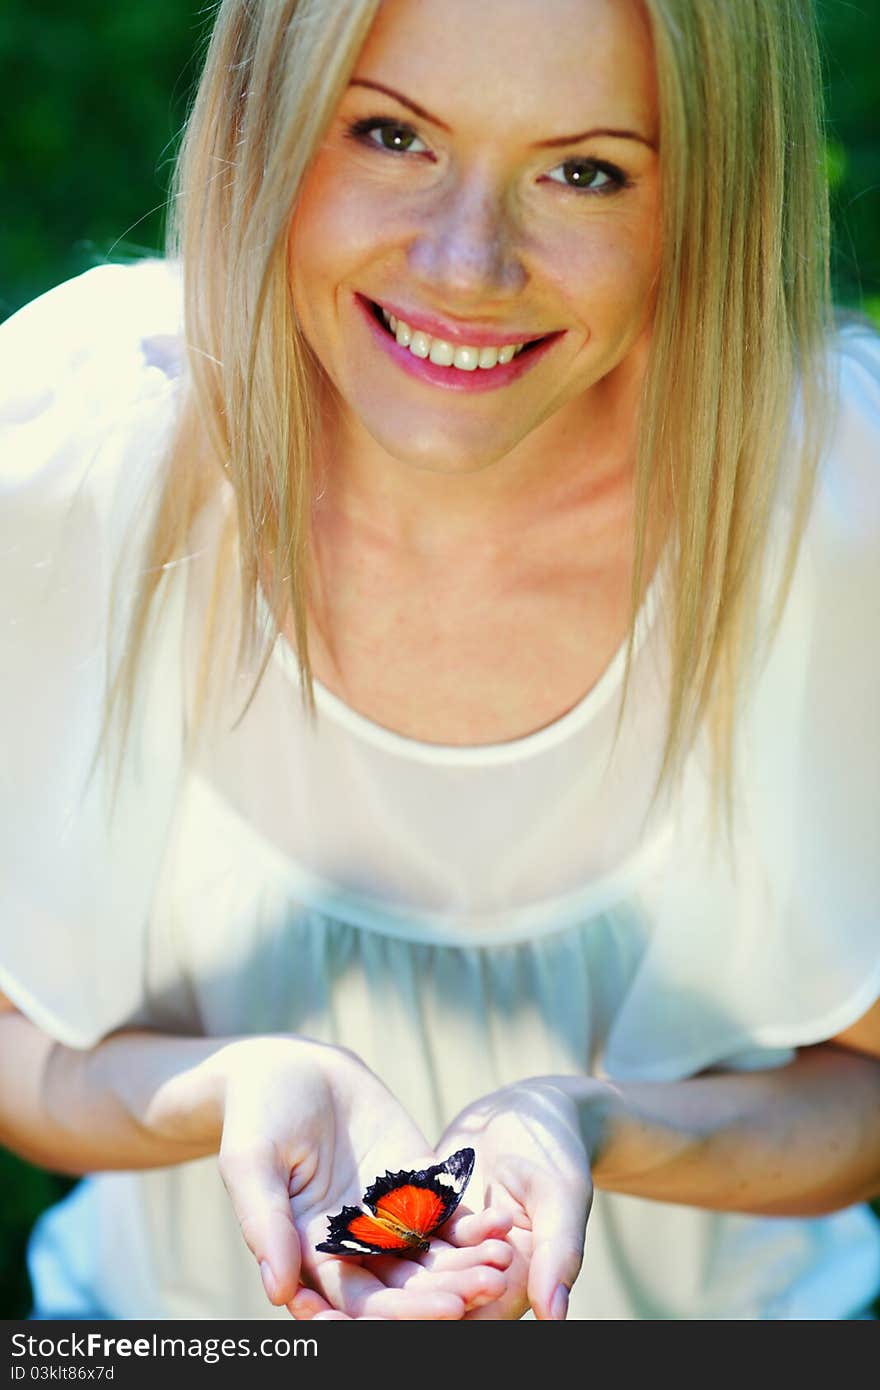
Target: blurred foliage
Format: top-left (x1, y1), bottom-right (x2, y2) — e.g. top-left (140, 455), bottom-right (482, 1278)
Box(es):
top-left (1, 0), bottom-right (879, 1320)
top-left (0, 1151), bottom-right (73, 1318)
top-left (0, 0), bottom-right (208, 319)
top-left (819, 0), bottom-right (880, 320)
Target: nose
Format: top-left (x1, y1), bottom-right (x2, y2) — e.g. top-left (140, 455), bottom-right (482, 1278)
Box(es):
top-left (405, 171), bottom-right (528, 303)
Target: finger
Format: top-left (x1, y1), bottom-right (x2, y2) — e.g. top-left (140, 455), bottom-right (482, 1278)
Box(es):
top-left (291, 1292), bottom-right (390, 1322)
top-left (460, 1226), bottom-right (532, 1321)
top-left (430, 1262), bottom-right (508, 1312)
top-left (410, 1237), bottom-right (513, 1274)
top-left (316, 1259), bottom-right (466, 1320)
top-left (353, 1287), bottom-right (467, 1319)
top-left (378, 1251), bottom-right (508, 1308)
top-left (443, 1204), bottom-right (515, 1246)
top-left (218, 1141), bottom-right (302, 1305)
top-left (519, 1168), bottom-right (590, 1319)
top-left (288, 1287), bottom-right (333, 1320)
top-left (312, 1311), bottom-right (389, 1320)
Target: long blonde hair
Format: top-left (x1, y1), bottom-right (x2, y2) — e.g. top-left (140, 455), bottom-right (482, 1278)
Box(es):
top-left (98, 0), bottom-right (834, 841)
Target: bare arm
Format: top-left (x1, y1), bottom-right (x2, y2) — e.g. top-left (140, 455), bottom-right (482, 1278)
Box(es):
top-left (583, 1008), bottom-right (880, 1218)
top-left (432, 1000), bottom-right (880, 1319)
top-left (0, 994), bottom-right (512, 1318)
top-left (0, 1000), bottom-right (247, 1173)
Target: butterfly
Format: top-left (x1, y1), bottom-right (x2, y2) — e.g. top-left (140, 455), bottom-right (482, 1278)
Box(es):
top-left (316, 1147), bottom-right (476, 1256)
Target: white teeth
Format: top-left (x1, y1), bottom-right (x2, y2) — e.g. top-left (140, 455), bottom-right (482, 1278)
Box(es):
top-left (428, 338), bottom-right (455, 366)
top-left (377, 305), bottom-right (528, 370)
top-left (453, 346), bottom-right (480, 371)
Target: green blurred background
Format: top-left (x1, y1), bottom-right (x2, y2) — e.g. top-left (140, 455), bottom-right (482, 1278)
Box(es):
top-left (1, 0), bottom-right (879, 1319)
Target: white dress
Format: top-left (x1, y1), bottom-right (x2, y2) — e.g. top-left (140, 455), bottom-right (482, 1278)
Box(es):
top-left (1, 261), bottom-right (879, 1320)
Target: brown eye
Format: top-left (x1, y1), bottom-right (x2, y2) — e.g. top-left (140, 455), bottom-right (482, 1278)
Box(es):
top-left (375, 122), bottom-right (420, 152)
top-left (546, 158), bottom-right (627, 193)
top-left (348, 118), bottom-right (429, 155)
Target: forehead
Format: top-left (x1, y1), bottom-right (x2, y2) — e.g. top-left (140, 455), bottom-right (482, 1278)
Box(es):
top-left (355, 0), bottom-right (658, 139)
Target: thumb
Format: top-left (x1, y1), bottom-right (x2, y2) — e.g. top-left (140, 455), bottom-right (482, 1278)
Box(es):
top-left (218, 1141), bottom-right (303, 1306)
top-left (514, 1163), bottom-right (591, 1320)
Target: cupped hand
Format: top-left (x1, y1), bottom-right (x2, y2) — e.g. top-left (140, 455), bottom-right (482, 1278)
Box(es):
top-left (436, 1077), bottom-right (600, 1319)
top-left (288, 1206), bottom-right (515, 1320)
top-left (210, 1037), bottom-right (513, 1319)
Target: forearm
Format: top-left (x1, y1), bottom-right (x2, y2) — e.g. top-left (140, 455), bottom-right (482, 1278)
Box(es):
top-left (576, 1044), bottom-right (880, 1217)
top-left (0, 1012), bottom-right (315, 1175)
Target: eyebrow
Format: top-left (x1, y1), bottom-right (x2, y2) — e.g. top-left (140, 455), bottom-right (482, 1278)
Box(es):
top-left (533, 127), bottom-right (657, 152)
top-left (349, 78), bottom-right (657, 152)
top-left (350, 79), bottom-right (452, 131)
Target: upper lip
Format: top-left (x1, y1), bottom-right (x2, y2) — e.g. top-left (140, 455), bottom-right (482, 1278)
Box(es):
top-left (362, 294), bottom-right (555, 349)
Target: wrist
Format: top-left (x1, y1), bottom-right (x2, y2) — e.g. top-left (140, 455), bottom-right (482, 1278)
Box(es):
top-left (575, 1082), bottom-right (625, 1180)
top-left (183, 1033), bottom-right (370, 1148)
top-left (40, 1032), bottom-right (233, 1167)
top-left (108, 1034), bottom-right (234, 1157)
top-left (157, 1039), bottom-right (232, 1152)
top-left (84, 1033), bottom-right (336, 1157)
top-left (538, 1074), bottom-right (623, 1173)
top-left (489, 1073), bottom-right (618, 1171)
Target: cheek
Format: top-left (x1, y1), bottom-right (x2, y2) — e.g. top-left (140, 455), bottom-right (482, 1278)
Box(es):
top-left (555, 227), bottom-right (660, 338)
top-left (289, 156), bottom-right (400, 306)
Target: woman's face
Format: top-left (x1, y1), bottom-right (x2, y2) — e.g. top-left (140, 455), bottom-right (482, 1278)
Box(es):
top-left (289, 0), bottom-right (660, 476)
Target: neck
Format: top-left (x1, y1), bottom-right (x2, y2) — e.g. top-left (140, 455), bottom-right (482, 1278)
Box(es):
top-left (311, 340), bottom-right (649, 560)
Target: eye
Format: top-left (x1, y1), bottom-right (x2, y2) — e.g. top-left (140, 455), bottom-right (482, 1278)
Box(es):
top-left (544, 158), bottom-right (628, 194)
top-left (347, 117), bottom-right (430, 155)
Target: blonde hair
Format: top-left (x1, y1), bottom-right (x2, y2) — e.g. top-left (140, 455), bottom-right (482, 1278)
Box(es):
top-left (98, 0), bottom-right (834, 843)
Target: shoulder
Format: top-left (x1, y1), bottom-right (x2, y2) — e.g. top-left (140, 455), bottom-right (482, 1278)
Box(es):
top-left (830, 317), bottom-right (880, 396)
top-left (811, 322), bottom-right (880, 548)
top-left (747, 319), bottom-right (880, 915)
top-left (0, 258), bottom-right (183, 388)
top-left (0, 260), bottom-right (186, 568)
top-left (759, 322), bottom-right (880, 698)
top-left (0, 261), bottom-right (188, 673)
top-left (765, 322), bottom-right (880, 635)
top-left (0, 259), bottom-right (185, 497)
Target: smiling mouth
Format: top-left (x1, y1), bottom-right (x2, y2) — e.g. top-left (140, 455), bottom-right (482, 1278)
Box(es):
top-left (365, 298), bottom-right (550, 372)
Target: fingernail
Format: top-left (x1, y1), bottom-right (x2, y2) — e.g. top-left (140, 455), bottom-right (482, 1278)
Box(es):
top-left (260, 1260), bottom-right (277, 1301)
top-left (551, 1284), bottom-right (569, 1320)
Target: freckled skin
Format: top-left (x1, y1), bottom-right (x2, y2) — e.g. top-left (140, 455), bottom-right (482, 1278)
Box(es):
top-left (288, 0), bottom-right (661, 500)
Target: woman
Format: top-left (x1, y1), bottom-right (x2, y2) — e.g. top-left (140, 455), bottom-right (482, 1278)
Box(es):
top-left (1, 0), bottom-right (879, 1321)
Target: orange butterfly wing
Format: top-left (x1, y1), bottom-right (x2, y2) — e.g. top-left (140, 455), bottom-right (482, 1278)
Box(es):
top-left (373, 1184), bottom-right (447, 1239)
top-left (316, 1149), bottom-right (475, 1256)
top-left (345, 1210), bottom-right (423, 1251)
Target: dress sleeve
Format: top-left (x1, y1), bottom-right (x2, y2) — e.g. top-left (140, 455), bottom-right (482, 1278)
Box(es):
top-left (0, 262), bottom-right (189, 1048)
top-left (604, 327), bottom-right (880, 1080)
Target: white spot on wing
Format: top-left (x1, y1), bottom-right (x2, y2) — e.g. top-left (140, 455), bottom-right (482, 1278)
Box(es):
top-left (341, 1240), bottom-right (370, 1252)
top-left (437, 1171), bottom-right (462, 1190)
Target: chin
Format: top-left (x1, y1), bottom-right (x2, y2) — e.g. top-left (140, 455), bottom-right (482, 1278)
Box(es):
top-left (374, 425), bottom-right (520, 475)
top-left (355, 401), bottom-right (524, 473)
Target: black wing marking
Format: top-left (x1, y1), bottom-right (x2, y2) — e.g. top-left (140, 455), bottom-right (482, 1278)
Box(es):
top-left (315, 1204), bottom-right (385, 1256)
top-left (362, 1147), bottom-right (475, 1226)
top-left (316, 1149), bottom-right (477, 1256)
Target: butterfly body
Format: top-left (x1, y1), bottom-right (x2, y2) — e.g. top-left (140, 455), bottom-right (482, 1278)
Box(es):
top-left (317, 1148), bottom-right (475, 1257)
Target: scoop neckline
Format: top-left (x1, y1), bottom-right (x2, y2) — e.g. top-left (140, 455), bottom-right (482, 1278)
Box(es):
top-left (255, 557), bottom-right (664, 767)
